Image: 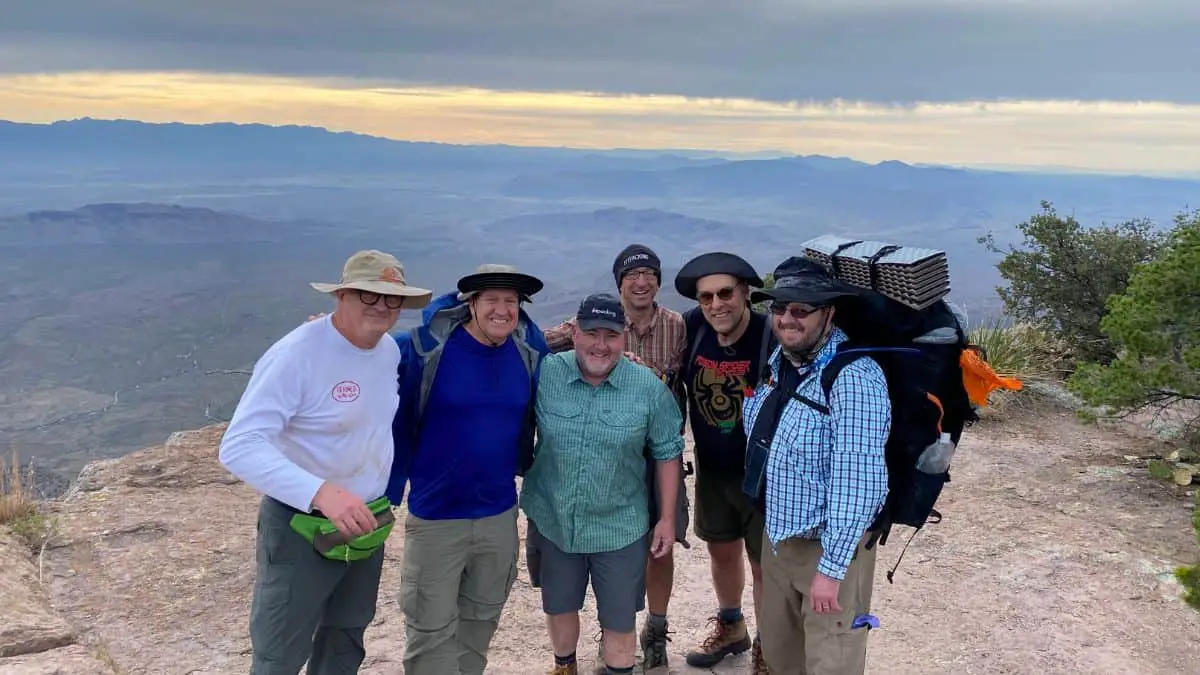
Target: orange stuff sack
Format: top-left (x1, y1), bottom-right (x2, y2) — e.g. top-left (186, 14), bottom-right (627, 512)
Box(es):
top-left (960, 347), bottom-right (1022, 407)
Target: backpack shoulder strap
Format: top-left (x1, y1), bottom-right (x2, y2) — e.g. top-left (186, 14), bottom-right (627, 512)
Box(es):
top-left (752, 314), bottom-right (776, 388)
top-left (787, 345), bottom-right (874, 416)
top-left (409, 325), bottom-right (442, 421)
top-left (684, 312), bottom-right (709, 380)
top-left (819, 345), bottom-right (924, 398)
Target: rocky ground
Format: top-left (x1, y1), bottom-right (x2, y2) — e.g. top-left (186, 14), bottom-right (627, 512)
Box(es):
top-left (1, 397), bottom-right (1199, 674)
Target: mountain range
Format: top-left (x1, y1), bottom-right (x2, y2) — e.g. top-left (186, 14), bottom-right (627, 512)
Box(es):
top-left (1, 117), bottom-right (1196, 492)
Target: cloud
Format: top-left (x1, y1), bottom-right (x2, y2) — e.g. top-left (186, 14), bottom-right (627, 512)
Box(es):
top-left (2, 1), bottom-right (1196, 103)
top-left (4, 71), bottom-right (1200, 176)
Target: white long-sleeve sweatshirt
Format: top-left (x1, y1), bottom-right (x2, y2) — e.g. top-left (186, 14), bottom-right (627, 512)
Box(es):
top-left (218, 314), bottom-right (400, 512)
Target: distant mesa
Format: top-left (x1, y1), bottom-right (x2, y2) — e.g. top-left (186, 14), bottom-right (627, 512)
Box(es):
top-left (25, 203), bottom-right (223, 223)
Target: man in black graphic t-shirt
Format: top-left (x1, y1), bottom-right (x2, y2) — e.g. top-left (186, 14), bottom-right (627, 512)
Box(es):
top-left (674, 252), bottom-right (774, 674)
top-left (686, 311), bottom-right (770, 466)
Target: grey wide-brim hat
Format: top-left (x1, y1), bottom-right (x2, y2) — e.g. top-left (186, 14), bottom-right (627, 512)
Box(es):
top-left (456, 263), bottom-right (545, 302)
top-left (749, 255), bottom-right (860, 306)
top-left (310, 249), bottom-right (433, 308)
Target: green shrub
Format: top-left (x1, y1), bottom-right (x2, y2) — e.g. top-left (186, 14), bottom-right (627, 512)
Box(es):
top-left (1067, 209), bottom-right (1200, 447)
top-left (979, 201), bottom-right (1167, 366)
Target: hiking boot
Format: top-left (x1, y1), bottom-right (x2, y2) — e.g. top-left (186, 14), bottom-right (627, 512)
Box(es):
top-left (684, 615), bottom-right (753, 667)
top-left (548, 662), bottom-right (578, 675)
top-left (639, 616), bottom-right (671, 670)
top-left (751, 634), bottom-right (771, 674)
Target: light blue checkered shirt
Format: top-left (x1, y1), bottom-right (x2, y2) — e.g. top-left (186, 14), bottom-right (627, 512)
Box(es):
top-left (743, 327), bottom-right (891, 581)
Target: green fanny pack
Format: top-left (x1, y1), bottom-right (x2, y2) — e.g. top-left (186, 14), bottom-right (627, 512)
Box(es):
top-left (289, 496), bottom-right (395, 562)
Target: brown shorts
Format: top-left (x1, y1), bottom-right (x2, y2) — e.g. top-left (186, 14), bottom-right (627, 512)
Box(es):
top-left (692, 464), bottom-right (764, 564)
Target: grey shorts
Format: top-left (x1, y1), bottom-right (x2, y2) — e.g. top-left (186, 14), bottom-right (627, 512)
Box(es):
top-left (530, 523), bottom-right (649, 633)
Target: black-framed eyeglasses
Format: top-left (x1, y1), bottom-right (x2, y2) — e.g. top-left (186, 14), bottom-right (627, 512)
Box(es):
top-left (357, 290), bottom-right (406, 309)
top-left (769, 302), bottom-right (824, 319)
top-left (698, 286), bottom-right (736, 306)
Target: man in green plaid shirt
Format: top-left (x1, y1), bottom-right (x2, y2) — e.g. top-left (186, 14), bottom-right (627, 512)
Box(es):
top-left (521, 292), bottom-right (685, 675)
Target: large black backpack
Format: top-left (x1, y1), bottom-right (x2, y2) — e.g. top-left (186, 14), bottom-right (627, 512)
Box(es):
top-left (795, 291), bottom-right (978, 582)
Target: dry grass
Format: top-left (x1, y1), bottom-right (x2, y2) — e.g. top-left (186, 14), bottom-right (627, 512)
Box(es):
top-left (1, 450), bottom-right (58, 552)
top-left (969, 318), bottom-right (1071, 384)
top-left (0, 449), bottom-right (36, 525)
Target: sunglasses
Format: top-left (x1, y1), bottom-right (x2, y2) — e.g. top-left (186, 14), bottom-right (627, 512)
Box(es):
top-left (769, 302), bottom-right (825, 319)
top-left (357, 290), bottom-right (406, 309)
top-left (697, 286), bottom-right (737, 306)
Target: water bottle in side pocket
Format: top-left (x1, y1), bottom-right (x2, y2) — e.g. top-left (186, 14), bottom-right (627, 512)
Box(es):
top-left (915, 432), bottom-right (957, 474)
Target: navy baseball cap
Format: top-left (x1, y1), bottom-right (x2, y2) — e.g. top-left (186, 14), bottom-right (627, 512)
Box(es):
top-left (576, 293), bottom-right (626, 332)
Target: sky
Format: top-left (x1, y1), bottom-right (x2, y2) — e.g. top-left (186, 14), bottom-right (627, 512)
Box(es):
top-left (3, 1), bottom-right (1199, 175)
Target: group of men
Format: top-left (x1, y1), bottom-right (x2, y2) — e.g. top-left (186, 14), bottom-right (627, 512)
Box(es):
top-left (219, 242), bottom-right (893, 675)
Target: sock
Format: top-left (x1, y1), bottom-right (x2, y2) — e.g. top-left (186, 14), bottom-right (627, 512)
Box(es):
top-left (719, 607), bottom-right (743, 623)
top-left (606, 666), bottom-right (634, 675)
top-left (555, 652), bottom-right (576, 666)
top-left (648, 612), bottom-right (667, 628)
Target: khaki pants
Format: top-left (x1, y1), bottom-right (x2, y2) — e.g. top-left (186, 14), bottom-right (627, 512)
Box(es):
top-left (400, 506), bottom-right (519, 675)
top-left (759, 529), bottom-right (878, 675)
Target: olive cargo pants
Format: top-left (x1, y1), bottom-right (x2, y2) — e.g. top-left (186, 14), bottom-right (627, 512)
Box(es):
top-left (400, 506), bottom-right (519, 675)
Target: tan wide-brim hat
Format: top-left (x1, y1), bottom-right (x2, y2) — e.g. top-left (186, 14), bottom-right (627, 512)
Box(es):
top-left (310, 249), bottom-right (434, 308)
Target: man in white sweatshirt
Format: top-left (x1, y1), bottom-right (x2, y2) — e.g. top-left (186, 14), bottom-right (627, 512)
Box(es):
top-left (219, 249), bottom-right (432, 675)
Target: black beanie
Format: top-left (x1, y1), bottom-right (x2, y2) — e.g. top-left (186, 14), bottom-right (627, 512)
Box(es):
top-left (612, 244), bottom-right (662, 287)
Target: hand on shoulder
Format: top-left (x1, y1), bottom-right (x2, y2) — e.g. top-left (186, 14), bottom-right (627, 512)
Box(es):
top-left (624, 352), bottom-right (664, 380)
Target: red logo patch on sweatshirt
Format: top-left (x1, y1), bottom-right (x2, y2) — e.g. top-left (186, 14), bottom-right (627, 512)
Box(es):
top-left (331, 381), bottom-right (361, 402)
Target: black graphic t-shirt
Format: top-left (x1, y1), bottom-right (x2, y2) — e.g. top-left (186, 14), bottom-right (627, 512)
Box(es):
top-left (683, 308), bottom-right (771, 473)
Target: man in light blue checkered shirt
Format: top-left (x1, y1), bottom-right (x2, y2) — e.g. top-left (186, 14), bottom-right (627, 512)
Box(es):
top-left (742, 257), bottom-right (891, 675)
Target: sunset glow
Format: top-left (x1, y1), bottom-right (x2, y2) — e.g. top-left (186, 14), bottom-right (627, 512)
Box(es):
top-left (4, 71), bottom-right (1199, 175)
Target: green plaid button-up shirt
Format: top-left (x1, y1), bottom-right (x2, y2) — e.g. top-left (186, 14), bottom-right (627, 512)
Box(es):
top-left (520, 351), bottom-right (685, 554)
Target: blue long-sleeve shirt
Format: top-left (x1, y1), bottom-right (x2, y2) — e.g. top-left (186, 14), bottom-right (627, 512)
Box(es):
top-left (403, 325), bottom-right (532, 520)
top-left (743, 328), bottom-right (891, 581)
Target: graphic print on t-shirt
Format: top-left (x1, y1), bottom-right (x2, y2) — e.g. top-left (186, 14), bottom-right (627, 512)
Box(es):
top-left (683, 309), bottom-right (770, 470)
top-left (692, 354), bottom-right (751, 432)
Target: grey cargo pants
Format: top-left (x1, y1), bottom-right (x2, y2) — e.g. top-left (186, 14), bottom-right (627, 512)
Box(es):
top-left (249, 496), bottom-right (385, 675)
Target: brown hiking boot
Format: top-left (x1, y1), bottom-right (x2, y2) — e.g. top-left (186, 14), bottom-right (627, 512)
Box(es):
top-left (548, 662), bottom-right (578, 675)
top-left (684, 615), bottom-right (753, 667)
top-left (751, 634), bottom-right (771, 674)
top-left (639, 616), bottom-right (671, 670)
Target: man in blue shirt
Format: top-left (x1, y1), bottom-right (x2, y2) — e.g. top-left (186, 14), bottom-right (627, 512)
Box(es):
top-left (388, 263), bottom-right (551, 675)
top-left (742, 257), bottom-right (891, 675)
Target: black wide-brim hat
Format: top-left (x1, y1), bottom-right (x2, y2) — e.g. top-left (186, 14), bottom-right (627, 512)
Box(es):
top-left (457, 263), bottom-right (544, 302)
top-left (749, 256), bottom-right (860, 306)
top-left (673, 252), bottom-right (764, 300)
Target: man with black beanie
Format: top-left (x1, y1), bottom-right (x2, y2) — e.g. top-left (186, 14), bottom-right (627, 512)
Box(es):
top-left (542, 243), bottom-right (691, 672)
top-left (611, 244), bottom-right (661, 287)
